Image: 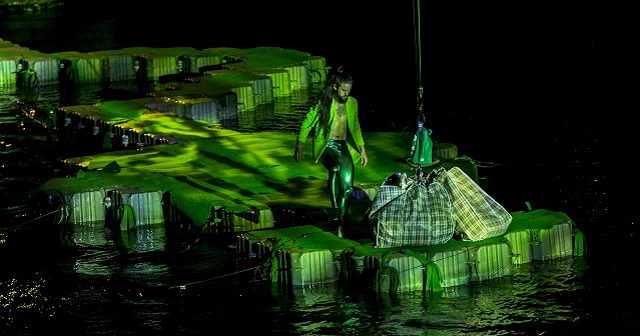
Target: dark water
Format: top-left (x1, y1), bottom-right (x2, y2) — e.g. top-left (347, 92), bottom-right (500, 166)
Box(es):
top-left (1, 2), bottom-right (637, 335)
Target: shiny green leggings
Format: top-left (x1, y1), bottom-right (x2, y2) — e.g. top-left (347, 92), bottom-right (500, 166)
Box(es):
top-left (320, 140), bottom-right (353, 224)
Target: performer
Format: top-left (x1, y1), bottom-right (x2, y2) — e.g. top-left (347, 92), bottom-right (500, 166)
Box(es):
top-left (294, 66), bottom-right (368, 237)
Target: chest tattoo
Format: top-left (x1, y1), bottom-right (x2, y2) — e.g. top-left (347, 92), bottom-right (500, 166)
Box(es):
top-left (336, 104), bottom-right (346, 117)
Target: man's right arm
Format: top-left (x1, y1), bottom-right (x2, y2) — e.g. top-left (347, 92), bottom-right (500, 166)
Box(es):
top-left (294, 105), bottom-right (319, 162)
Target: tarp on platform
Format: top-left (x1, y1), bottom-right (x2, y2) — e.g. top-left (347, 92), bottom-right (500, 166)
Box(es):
top-left (240, 225), bottom-right (360, 250)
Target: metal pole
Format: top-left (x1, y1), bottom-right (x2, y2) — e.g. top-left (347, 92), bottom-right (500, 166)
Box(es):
top-left (413, 0), bottom-right (423, 113)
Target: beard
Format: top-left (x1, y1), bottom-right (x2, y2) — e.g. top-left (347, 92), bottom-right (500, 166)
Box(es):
top-left (335, 95), bottom-right (348, 104)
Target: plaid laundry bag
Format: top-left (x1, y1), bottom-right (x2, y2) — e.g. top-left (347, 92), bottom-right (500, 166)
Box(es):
top-left (436, 166), bottom-right (512, 241)
top-left (369, 171), bottom-right (454, 248)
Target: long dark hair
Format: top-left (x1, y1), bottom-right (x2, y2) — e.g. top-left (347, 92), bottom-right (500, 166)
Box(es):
top-left (314, 66), bottom-right (353, 137)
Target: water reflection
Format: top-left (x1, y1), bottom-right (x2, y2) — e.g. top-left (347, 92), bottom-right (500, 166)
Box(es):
top-left (255, 256), bottom-right (589, 336)
top-left (56, 221), bottom-right (169, 280)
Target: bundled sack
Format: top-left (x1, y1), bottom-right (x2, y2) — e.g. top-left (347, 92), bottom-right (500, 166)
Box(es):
top-left (435, 166), bottom-right (512, 241)
top-left (369, 169), bottom-right (454, 248)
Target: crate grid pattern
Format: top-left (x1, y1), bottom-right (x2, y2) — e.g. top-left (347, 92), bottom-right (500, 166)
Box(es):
top-left (250, 77), bottom-right (274, 105)
top-left (284, 64), bottom-right (309, 91)
top-left (265, 70), bottom-right (291, 97)
top-left (467, 241), bottom-right (513, 282)
top-left (504, 230), bottom-right (533, 265)
top-left (383, 252), bottom-right (425, 293)
top-left (29, 57), bottom-right (60, 86)
top-left (235, 234), bottom-right (272, 261)
top-left (0, 57), bottom-right (19, 87)
top-left (304, 56), bottom-right (327, 84)
top-left (230, 84), bottom-right (255, 111)
top-left (69, 189), bottom-right (107, 224)
top-left (103, 55), bottom-right (136, 82)
top-left (75, 57), bottom-right (102, 84)
top-left (531, 221), bottom-right (574, 261)
top-left (123, 190), bottom-right (164, 225)
top-left (138, 54), bottom-right (179, 81)
top-left (187, 55), bottom-right (222, 73)
top-left (188, 99), bottom-right (223, 122)
top-left (431, 248), bottom-right (471, 287)
top-left (275, 247), bottom-right (339, 286)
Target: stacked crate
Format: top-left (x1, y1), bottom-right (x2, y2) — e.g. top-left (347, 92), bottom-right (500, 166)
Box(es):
top-left (134, 53), bottom-right (180, 83)
top-left (503, 209), bottom-right (576, 263)
top-left (107, 188), bottom-right (164, 229)
top-left (275, 247), bottom-right (341, 286)
top-left (248, 68), bottom-right (291, 97)
top-left (304, 56), bottom-right (328, 84)
top-left (0, 55), bottom-right (20, 88)
top-left (61, 54), bottom-right (103, 84)
top-left (10, 56), bottom-right (59, 88)
top-left (282, 64), bottom-right (309, 91)
top-left (531, 220), bottom-right (574, 261)
top-left (467, 240), bottom-right (513, 282)
top-left (98, 53), bottom-right (137, 82)
top-left (236, 226), bottom-right (356, 286)
top-left (68, 189), bottom-right (108, 224)
top-left (504, 230), bottom-right (533, 265)
top-left (432, 247), bottom-right (471, 287)
top-left (357, 239), bottom-right (514, 294)
top-left (363, 251), bottom-right (426, 293)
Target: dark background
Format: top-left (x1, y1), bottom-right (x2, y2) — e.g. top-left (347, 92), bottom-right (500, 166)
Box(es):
top-left (2, 1), bottom-right (628, 137)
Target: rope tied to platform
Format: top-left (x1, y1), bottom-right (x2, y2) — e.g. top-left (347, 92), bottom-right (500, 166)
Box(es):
top-left (403, 249), bottom-right (443, 294)
top-left (119, 204), bottom-right (137, 231)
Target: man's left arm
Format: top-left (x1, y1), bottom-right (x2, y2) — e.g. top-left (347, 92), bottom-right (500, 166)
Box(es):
top-left (359, 145), bottom-right (368, 167)
top-left (348, 99), bottom-right (367, 167)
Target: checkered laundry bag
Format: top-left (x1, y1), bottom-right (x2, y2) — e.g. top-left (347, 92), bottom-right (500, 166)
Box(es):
top-left (435, 167), bottom-right (512, 241)
top-left (369, 171), bottom-right (454, 248)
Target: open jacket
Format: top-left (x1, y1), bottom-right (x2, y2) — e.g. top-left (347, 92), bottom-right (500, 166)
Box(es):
top-left (296, 97), bottom-right (365, 163)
